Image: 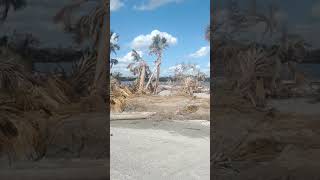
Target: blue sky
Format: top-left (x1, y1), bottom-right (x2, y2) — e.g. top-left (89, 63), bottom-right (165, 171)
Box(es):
top-left (110, 0), bottom-right (210, 77)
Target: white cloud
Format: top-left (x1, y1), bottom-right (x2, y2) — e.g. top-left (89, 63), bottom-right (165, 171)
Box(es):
top-left (117, 51), bottom-right (144, 63)
top-left (189, 46), bottom-right (210, 58)
top-left (111, 63), bottom-right (131, 76)
top-left (207, 62), bottom-right (210, 67)
top-left (131, 30), bottom-right (178, 50)
top-left (111, 50), bottom-right (144, 76)
top-left (110, 0), bottom-right (124, 11)
top-left (134, 0), bottom-right (183, 11)
top-left (167, 63), bottom-right (201, 76)
top-left (168, 64), bottom-right (182, 72)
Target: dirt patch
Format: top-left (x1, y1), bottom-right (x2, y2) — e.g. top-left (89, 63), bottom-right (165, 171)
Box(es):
top-left (124, 94), bottom-right (210, 121)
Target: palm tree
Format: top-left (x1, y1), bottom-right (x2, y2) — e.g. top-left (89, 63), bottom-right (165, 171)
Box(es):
top-left (0, 0), bottom-right (26, 22)
top-left (92, 1), bottom-right (109, 111)
top-left (54, 0), bottom-right (109, 111)
top-left (110, 31), bottom-right (120, 69)
top-left (110, 31), bottom-right (120, 53)
top-left (127, 49), bottom-right (148, 93)
top-left (148, 34), bottom-right (169, 94)
top-left (110, 59), bottom-right (118, 69)
top-left (221, 0), bottom-right (278, 39)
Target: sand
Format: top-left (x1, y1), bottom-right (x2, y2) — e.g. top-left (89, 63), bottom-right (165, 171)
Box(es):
top-left (110, 93), bottom-right (210, 179)
top-left (124, 94), bottom-right (210, 121)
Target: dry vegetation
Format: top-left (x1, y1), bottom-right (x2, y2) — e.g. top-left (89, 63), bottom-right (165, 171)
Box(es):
top-left (0, 45), bottom-right (109, 165)
top-left (211, 1), bottom-right (320, 179)
top-left (212, 84), bottom-right (320, 180)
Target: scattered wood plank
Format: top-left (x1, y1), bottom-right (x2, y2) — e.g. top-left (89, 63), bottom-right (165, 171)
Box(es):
top-left (110, 112), bottom-right (157, 120)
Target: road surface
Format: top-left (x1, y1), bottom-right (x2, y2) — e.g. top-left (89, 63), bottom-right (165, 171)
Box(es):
top-left (110, 119), bottom-right (210, 180)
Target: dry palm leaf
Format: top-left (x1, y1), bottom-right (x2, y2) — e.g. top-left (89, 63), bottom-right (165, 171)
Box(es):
top-left (69, 53), bottom-right (96, 96)
top-left (54, 0), bottom-right (105, 47)
top-left (14, 86), bottom-right (60, 111)
top-left (0, 61), bottom-right (35, 90)
top-left (45, 77), bottom-right (70, 104)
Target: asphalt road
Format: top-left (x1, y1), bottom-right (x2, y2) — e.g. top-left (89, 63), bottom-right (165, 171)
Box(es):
top-left (110, 119), bottom-right (210, 180)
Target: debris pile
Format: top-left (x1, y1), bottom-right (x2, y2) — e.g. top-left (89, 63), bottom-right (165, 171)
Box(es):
top-left (110, 77), bottom-right (132, 113)
top-left (0, 50), bottom-right (103, 163)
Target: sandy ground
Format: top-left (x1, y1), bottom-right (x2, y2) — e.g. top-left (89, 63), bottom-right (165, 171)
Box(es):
top-left (124, 94), bottom-right (210, 121)
top-left (212, 84), bottom-right (320, 180)
top-left (110, 93), bottom-right (210, 179)
top-left (110, 119), bottom-right (210, 180)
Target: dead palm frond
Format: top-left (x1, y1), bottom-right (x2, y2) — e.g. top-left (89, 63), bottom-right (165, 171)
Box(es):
top-left (54, 0), bottom-right (109, 105)
top-left (44, 77), bottom-right (71, 104)
top-left (53, 0), bottom-right (89, 31)
top-left (54, 0), bottom-right (105, 48)
top-left (149, 35), bottom-right (168, 57)
top-left (0, 61), bottom-right (36, 90)
top-left (69, 53), bottom-right (96, 96)
top-left (127, 50), bottom-right (149, 92)
top-left (14, 86), bottom-right (61, 111)
top-left (0, 61), bottom-right (68, 112)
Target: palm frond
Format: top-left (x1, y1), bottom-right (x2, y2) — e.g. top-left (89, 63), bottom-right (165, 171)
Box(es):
top-left (149, 34), bottom-right (169, 56)
top-left (0, 61), bottom-right (35, 90)
top-left (69, 53), bottom-right (96, 95)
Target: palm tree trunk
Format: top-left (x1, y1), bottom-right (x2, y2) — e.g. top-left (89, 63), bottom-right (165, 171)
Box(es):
top-left (155, 54), bottom-right (162, 94)
top-left (91, 0), bottom-right (109, 111)
top-left (139, 64), bottom-right (146, 92)
top-left (145, 66), bottom-right (156, 90)
top-left (155, 65), bottom-right (160, 94)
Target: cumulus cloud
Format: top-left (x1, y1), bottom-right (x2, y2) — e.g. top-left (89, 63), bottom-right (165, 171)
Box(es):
top-left (167, 63), bottom-right (201, 75)
top-left (168, 64), bottom-right (182, 72)
top-left (117, 50), bottom-right (144, 63)
top-left (111, 50), bottom-right (143, 76)
top-left (189, 46), bottom-right (210, 58)
top-left (111, 63), bottom-right (131, 76)
top-left (131, 30), bottom-right (178, 50)
top-left (134, 0), bottom-right (183, 11)
top-left (110, 0), bottom-right (124, 11)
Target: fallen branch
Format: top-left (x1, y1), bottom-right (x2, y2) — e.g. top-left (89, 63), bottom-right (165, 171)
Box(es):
top-left (110, 112), bottom-right (156, 120)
